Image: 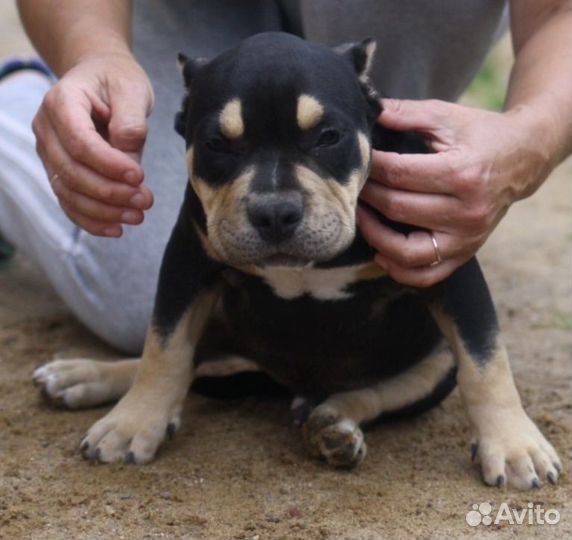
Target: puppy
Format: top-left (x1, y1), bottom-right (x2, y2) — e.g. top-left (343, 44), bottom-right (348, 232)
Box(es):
top-left (34, 32), bottom-right (561, 489)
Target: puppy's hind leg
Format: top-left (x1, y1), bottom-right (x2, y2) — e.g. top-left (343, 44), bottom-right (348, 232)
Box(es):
top-left (303, 346), bottom-right (455, 468)
top-left (34, 358), bottom-right (138, 409)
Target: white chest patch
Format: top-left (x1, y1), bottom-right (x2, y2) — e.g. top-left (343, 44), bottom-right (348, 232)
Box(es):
top-left (255, 263), bottom-right (385, 301)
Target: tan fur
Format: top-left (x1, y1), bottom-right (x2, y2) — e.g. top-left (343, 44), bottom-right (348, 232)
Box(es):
top-left (296, 94), bottom-right (324, 130)
top-left (303, 344), bottom-right (453, 467)
top-left (354, 261), bottom-right (387, 281)
top-left (356, 131), bottom-right (371, 178)
top-left (294, 164), bottom-right (354, 228)
top-left (219, 98), bottom-right (244, 139)
top-left (79, 288), bottom-right (220, 463)
top-left (359, 41), bottom-right (377, 83)
top-left (201, 168), bottom-right (255, 260)
top-left (313, 345), bottom-right (453, 424)
top-left (186, 145), bottom-right (194, 177)
top-left (430, 306), bottom-right (562, 488)
top-left (195, 355), bottom-right (261, 377)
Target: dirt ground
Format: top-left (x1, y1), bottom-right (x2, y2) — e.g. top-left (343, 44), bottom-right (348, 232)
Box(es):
top-left (1, 3), bottom-right (571, 540)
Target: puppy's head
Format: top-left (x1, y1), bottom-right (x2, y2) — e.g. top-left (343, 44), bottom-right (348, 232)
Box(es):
top-left (176, 32), bottom-right (381, 267)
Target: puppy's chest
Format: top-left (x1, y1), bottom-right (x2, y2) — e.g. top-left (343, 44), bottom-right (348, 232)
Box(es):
top-left (220, 264), bottom-right (406, 345)
top-left (245, 262), bottom-right (388, 301)
top-left (218, 266), bottom-right (438, 395)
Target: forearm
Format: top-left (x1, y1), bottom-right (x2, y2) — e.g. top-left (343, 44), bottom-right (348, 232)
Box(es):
top-left (505, 2), bottom-right (572, 180)
top-left (17, 0), bottom-right (133, 75)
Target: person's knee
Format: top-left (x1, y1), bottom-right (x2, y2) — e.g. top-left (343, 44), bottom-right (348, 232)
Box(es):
top-left (89, 304), bottom-right (149, 355)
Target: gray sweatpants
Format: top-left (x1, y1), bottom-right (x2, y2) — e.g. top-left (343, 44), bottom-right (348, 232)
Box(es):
top-left (0, 0), bottom-right (506, 353)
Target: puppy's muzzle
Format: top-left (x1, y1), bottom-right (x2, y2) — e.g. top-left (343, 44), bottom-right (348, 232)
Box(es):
top-left (246, 192), bottom-right (304, 244)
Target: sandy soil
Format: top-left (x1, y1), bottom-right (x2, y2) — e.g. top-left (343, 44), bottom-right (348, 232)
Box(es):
top-left (1, 3), bottom-right (571, 539)
top-left (1, 161), bottom-right (571, 540)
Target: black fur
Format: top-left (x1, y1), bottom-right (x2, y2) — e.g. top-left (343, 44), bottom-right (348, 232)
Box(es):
top-left (152, 32), bottom-right (502, 416)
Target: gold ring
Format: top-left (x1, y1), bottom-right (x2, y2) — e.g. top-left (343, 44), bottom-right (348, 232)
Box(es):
top-left (429, 232), bottom-right (442, 267)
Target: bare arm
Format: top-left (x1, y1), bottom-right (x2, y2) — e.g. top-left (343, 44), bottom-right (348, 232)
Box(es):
top-left (17, 0), bottom-right (132, 75)
top-left (359, 0), bottom-right (572, 287)
top-left (16, 0), bottom-right (154, 237)
top-left (506, 0), bottom-right (572, 193)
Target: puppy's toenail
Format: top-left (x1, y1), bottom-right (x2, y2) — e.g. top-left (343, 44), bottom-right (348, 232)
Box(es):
top-left (547, 471), bottom-right (557, 485)
top-left (496, 475), bottom-right (505, 487)
top-left (470, 442), bottom-right (479, 462)
top-left (125, 451), bottom-right (136, 464)
top-left (167, 423), bottom-right (176, 439)
top-left (531, 478), bottom-right (541, 489)
top-left (554, 462), bottom-right (562, 473)
top-left (93, 448), bottom-right (102, 462)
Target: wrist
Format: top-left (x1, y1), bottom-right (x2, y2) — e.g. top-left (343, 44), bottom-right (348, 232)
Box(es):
top-left (498, 105), bottom-right (557, 201)
top-left (58, 30), bottom-right (134, 75)
top-left (504, 102), bottom-right (567, 170)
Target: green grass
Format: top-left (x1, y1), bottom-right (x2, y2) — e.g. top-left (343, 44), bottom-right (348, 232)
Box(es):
top-left (464, 63), bottom-right (507, 111)
top-left (553, 310), bottom-right (572, 331)
top-left (461, 37), bottom-right (512, 111)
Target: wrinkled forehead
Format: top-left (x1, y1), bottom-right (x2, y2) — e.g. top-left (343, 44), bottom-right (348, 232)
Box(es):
top-left (189, 40), bottom-right (367, 136)
top-left (211, 93), bottom-right (333, 143)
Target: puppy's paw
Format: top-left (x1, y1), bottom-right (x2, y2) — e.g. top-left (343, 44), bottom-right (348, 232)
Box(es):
top-left (472, 413), bottom-right (562, 490)
top-left (303, 408), bottom-right (366, 468)
top-left (80, 395), bottom-right (181, 464)
top-left (33, 359), bottom-right (130, 409)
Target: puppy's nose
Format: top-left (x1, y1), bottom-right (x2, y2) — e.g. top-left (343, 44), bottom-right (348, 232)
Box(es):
top-left (247, 193), bottom-right (303, 243)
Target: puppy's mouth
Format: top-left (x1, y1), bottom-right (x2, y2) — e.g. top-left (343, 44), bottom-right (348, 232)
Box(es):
top-left (212, 216), bottom-right (355, 268)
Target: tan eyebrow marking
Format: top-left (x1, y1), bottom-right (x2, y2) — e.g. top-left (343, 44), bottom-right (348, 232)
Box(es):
top-left (219, 98), bottom-right (244, 139)
top-left (296, 94), bottom-right (325, 131)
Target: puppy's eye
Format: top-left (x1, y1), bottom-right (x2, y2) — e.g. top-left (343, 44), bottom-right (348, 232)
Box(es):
top-left (206, 137), bottom-right (229, 152)
top-left (316, 129), bottom-right (340, 148)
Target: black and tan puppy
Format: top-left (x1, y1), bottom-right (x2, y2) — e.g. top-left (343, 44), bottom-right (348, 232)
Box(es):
top-left (34, 32), bottom-right (561, 489)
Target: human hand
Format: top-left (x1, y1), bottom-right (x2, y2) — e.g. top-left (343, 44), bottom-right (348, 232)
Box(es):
top-left (357, 99), bottom-right (552, 287)
top-left (33, 52), bottom-right (155, 237)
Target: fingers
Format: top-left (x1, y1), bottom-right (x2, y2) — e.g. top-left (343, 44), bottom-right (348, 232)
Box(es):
top-left (33, 66), bottom-right (153, 237)
top-left (357, 208), bottom-right (448, 266)
top-left (379, 98), bottom-right (449, 133)
top-left (357, 206), bottom-right (477, 288)
top-left (360, 181), bottom-right (464, 232)
top-left (373, 253), bottom-right (466, 288)
top-left (370, 149), bottom-right (458, 194)
top-left (51, 174), bottom-right (144, 225)
top-left (59, 202), bottom-right (123, 238)
top-left (40, 84), bottom-right (144, 185)
top-left (107, 79), bottom-right (152, 156)
top-left (36, 126), bottom-right (153, 210)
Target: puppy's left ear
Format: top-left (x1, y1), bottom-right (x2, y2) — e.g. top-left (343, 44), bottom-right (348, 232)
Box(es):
top-left (334, 38), bottom-right (381, 126)
top-left (334, 38), bottom-right (377, 82)
top-left (174, 53), bottom-right (209, 138)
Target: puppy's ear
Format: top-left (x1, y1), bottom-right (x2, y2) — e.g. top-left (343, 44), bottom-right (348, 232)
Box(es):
top-left (174, 53), bottom-right (209, 138)
top-left (177, 53), bottom-right (209, 88)
top-left (334, 39), bottom-right (381, 127)
top-left (334, 38), bottom-right (376, 81)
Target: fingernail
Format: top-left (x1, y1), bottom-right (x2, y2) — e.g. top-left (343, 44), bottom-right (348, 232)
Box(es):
top-left (129, 193), bottom-right (146, 208)
top-left (121, 210), bottom-right (141, 224)
top-left (104, 226), bottom-right (122, 237)
top-left (123, 170), bottom-right (138, 184)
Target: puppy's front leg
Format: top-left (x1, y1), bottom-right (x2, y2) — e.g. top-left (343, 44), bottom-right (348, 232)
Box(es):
top-left (430, 259), bottom-right (561, 489)
top-left (81, 202), bottom-right (220, 464)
